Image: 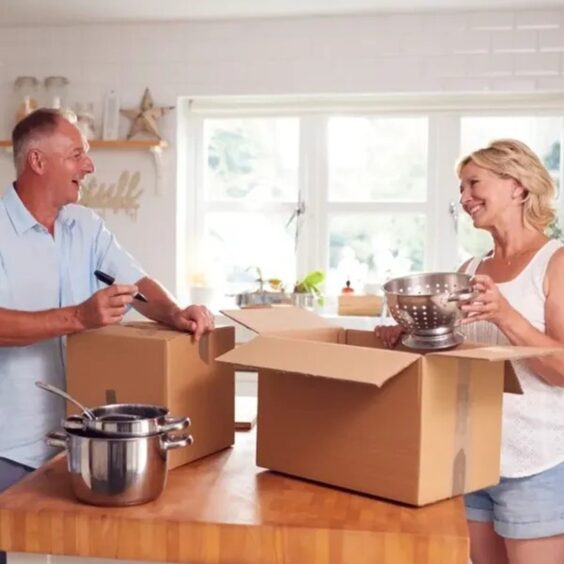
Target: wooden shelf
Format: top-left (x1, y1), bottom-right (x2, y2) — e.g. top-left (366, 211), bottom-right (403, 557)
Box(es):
top-left (0, 139), bottom-right (167, 150)
top-left (90, 139), bottom-right (167, 150)
top-left (0, 138), bottom-right (167, 194)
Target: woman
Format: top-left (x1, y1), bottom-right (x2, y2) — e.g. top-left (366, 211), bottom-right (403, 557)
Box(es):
top-left (376, 139), bottom-right (564, 564)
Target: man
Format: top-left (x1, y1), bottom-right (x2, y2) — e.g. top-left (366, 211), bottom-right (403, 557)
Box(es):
top-left (0, 108), bottom-right (214, 496)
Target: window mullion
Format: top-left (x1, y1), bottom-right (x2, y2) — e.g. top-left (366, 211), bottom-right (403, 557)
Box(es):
top-left (326, 202), bottom-right (427, 214)
top-left (559, 119), bottom-right (564, 213)
top-left (298, 114), bottom-right (328, 278)
top-left (184, 114), bottom-right (205, 287)
top-left (204, 202), bottom-right (297, 213)
top-left (428, 112), bottom-right (461, 271)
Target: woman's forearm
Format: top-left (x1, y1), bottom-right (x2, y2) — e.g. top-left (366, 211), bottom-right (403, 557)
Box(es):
top-left (497, 311), bottom-right (564, 386)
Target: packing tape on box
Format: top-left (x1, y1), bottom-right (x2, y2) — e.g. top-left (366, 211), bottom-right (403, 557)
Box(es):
top-left (125, 321), bottom-right (212, 363)
top-left (452, 361), bottom-right (471, 496)
top-left (124, 321), bottom-right (164, 335)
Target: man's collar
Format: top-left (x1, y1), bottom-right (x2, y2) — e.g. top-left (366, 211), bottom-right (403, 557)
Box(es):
top-left (3, 184), bottom-right (39, 235)
top-left (3, 184), bottom-right (76, 234)
top-left (57, 206), bottom-right (76, 230)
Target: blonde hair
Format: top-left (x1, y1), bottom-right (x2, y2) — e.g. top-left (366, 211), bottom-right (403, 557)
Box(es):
top-left (456, 139), bottom-right (556, 231)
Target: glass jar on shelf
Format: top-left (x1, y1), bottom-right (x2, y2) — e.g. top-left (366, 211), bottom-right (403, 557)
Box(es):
top-left (75, 102), bottom-right (97, 140)
top-left (14, 76), bottom-right (39, 125)
top-left (44, 76), bottom-right (69, 110)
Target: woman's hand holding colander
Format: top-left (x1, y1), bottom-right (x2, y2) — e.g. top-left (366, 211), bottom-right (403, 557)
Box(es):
top-left (459, 274), bottom-right (513, 326)
top-left (374, 325), bottom-right (405, 349)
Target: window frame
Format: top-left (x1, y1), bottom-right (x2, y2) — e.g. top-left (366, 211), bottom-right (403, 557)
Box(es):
top-left (181, 94), bottom-right (564, 298)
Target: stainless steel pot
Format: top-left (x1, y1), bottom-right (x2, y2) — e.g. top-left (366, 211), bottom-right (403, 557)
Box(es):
top-left (63, 403), bottom-right (190, 437)
top-left (46, 429), bottom-right (192, 506)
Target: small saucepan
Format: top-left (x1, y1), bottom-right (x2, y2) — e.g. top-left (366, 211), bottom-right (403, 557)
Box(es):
top-left (63, 403), bottom-right (190, 438)
top-left (47, 429), bottom-right (192, 506)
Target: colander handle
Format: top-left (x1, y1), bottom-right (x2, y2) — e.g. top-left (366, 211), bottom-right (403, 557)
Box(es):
top-left (447, 289), bottom-right (477, 303)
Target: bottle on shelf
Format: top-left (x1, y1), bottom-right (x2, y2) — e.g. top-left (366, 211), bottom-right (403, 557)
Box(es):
top-left (341, 280), bottom-right (354, 294)
top-left (102, 89), bottom-right (120, 141)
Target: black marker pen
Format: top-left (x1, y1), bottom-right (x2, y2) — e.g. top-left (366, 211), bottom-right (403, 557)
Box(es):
top-left (94, 270), bottom-right (149, 303)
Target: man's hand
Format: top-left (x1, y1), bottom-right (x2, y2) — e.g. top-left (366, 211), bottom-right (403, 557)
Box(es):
top-left (130, 278), bottom-right (215, 340)
top-left (75, 285), bottom-right (138, 330)
top-left (169, 305), bottom-right (215, 341)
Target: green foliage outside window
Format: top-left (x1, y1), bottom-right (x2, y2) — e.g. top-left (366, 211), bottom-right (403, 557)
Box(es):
top-left (547, 217), bottom-right (564, 241)
top-left (207, 127), bottom-right (258, 199)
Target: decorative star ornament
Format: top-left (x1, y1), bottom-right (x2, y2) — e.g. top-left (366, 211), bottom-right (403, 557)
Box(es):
top-left (121, 88), bottom-right (175, 140)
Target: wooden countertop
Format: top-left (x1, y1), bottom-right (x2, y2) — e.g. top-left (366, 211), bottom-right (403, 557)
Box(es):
top-left (0, 431), bottom-right (469, 563)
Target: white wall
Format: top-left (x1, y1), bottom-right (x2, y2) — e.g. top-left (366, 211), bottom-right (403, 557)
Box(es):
top-left (1, 8), bottom-right (564, 298)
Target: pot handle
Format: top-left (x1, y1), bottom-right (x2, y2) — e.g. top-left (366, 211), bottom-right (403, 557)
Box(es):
top-left (46, 431), bottom-right (68, 449)
top-left (162, 433), bottom-right (193, 450)
top-left (63, 415), bottom-right (86, 431)
top-left (159, 416), bottom-right (191, 434)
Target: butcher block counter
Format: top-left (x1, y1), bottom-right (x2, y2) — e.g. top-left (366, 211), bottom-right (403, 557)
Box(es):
top-left (0, 430), bottom-right (469, 564)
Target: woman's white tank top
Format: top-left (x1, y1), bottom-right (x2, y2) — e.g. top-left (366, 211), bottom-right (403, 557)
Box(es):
top-left (462, 238), bottom-right (564, 478)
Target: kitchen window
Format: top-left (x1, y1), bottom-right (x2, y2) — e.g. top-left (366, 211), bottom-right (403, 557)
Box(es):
top-left (200, 117), bottom-right (299, 293)
top-left (326, 116), bottom-right (428, 294)
top-left (181, 95), bottom-right (564, 309)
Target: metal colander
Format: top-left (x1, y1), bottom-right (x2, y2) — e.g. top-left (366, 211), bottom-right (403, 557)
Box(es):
top-left (383, 272), bottom-right (474, 349)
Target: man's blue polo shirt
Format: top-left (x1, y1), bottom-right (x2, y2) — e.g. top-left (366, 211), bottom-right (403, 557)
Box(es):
top-left (0, 185), bottom-right (146, 467)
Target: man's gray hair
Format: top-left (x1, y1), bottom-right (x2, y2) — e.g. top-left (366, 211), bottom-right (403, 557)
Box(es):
top-left (12, 108), bottom-right (77, 174)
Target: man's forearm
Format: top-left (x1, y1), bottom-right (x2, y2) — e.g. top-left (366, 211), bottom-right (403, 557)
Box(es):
top-left (134, 277), bottom-right (214, 339)
top-left (0, 306), bottom-right (83, 347)
top-left (133, 277), bottom-right (180, 326)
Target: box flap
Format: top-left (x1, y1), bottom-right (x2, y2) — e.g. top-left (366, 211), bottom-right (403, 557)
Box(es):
top-left (430, 345), bottom-right (564, 362)
top-left (220, 306), bottom-right (335, 335)
top-left (216, 335), bottom-right (420, 386)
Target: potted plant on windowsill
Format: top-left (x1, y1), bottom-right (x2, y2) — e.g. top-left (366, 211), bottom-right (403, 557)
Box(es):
top-left (292, 270), bottom-right (325, 308)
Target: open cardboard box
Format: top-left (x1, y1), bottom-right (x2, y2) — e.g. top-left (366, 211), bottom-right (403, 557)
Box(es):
top-left (217, 306), bottom-right (560, 506)
top-left (67, 322), bottom-right (235, 469)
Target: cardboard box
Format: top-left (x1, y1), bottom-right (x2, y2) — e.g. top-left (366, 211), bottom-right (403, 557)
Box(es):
top-left (217, 307), bottom-right (560, 506)
top-left (337, 294), bottom-right (384, 316)
top-left (67, 322), bottom-right (235, 469)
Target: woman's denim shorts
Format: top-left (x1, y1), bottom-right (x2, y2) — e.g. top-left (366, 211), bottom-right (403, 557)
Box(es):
top-left (465, 461), bottom-right (564, 539)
